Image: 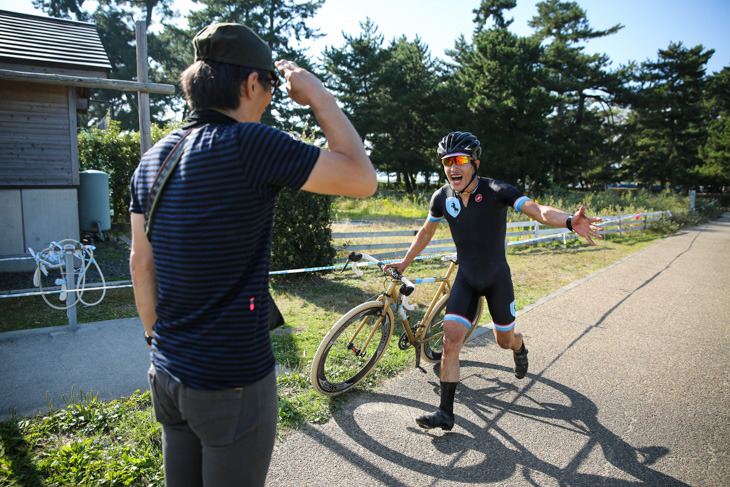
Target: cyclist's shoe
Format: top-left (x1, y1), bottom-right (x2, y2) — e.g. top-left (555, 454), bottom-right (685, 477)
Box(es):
top-left (514, 344), bottom-right (529, 379)
top-left (416, 409), bottom-right (455, 431)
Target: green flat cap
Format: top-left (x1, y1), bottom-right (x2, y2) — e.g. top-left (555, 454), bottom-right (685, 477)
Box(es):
top-left (193, 23), bottom-right (275, 73)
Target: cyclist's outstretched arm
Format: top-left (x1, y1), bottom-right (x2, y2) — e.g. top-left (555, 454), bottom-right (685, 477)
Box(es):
top-left (521, 201), bottom-right (603, 246)
top-left (385, 219), bottom-right (439, 274)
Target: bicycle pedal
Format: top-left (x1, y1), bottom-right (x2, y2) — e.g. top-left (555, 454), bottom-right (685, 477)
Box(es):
top-left (398, 332), bottom-right (412, 350)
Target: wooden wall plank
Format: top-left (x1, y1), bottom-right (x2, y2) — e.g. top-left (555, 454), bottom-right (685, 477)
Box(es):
top-left (0, 79), bottom-right (74, 186)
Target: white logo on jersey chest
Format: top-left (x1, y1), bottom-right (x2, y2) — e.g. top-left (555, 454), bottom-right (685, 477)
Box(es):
top-left (445, 196), bottom-right (461, 218)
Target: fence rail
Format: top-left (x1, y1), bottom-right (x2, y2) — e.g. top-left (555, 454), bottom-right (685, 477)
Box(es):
top-left (1, 211), bottom-right (671, 297)
top-left (333, 211), bottom-right (670, 262)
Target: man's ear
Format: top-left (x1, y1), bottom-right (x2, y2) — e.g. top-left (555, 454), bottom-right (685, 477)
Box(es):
top-left (474, 159), bottom-right (481, 170)
top-left (240, 72), bottom-right (259, 99)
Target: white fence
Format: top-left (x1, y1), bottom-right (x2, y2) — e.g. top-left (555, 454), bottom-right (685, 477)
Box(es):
top-left (333, 211), bottom-right (670, 262)
top-left (1, 211), bottom-right (671, 294)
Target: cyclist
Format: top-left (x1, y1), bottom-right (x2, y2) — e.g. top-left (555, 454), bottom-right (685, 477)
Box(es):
top-left (385, 131), bottom-right (603, 431)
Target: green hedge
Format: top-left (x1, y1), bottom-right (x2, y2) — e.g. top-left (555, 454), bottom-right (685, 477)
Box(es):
top-left (78, 122), bottom-right (177, 223)
top-left (271, 188), bottom-right (335, 273)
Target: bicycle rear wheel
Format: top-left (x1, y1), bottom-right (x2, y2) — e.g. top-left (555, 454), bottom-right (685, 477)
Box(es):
top-left (311, 301), bottom-right (394, 396)
top-left (420, 295), bottom-right (484, 364)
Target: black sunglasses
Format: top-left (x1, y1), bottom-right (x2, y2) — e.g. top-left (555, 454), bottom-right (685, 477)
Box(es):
top-left (260, 72), bottom-right (282, 94)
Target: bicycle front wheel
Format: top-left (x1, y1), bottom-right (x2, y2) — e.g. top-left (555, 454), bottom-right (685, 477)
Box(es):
top-left (420, 295), bottom-right (484, 364)
top-left (311, 301), bottom-right (394, 396)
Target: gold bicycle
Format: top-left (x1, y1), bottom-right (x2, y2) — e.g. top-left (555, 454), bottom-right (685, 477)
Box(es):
top-left (311, 252), bottom-right (484, 396)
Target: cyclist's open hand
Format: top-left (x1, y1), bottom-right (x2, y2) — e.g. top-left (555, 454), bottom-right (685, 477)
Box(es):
top-left (572, 206), bottom-right (604, 246)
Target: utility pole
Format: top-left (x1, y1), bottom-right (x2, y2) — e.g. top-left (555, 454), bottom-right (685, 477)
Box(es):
top-left (136, 20), bottom-right (152, 156)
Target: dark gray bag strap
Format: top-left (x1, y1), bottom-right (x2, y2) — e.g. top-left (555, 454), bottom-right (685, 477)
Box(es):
top-left (144, 129), bottom-right (193, 239)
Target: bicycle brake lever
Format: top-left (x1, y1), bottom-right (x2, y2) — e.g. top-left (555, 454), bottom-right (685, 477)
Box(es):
top-left (340, 260), bottom-right (350, 273)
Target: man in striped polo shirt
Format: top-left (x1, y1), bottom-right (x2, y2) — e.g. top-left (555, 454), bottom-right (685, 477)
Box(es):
top-left (129, 23), bottom-right (376, 486)
top-left (385, 132), bottom-right (603, 432)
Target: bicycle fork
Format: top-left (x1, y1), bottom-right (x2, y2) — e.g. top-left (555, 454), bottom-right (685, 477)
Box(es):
top-left (346, 304), bottom-right (387, 358)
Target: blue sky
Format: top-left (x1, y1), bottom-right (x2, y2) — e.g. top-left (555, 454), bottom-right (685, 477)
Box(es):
top-left (305, 0), bottom-right (729, 74)
top-left (2, 0), bottom-right (728, 74)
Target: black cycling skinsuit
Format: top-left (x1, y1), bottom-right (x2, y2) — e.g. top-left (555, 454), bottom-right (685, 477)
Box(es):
top-left (428, 176), bottom-right (531, 331)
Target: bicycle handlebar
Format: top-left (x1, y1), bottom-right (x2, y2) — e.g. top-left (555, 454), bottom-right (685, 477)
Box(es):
top-left (347, 252), bottom-right (416, 310)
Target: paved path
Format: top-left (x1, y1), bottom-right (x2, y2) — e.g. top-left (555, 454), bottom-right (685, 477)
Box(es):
top-left (1, 215), bottom-right (728, 486)
top-left (0, 317), bottom-right (150, 419)
top-left (265, 215), bottom-right (730, 486)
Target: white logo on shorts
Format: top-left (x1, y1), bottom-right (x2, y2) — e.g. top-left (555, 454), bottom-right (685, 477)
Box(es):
top-left (510, 300), bottom-right (516, 317)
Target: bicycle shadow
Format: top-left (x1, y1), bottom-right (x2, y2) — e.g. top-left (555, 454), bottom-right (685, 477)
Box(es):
top-left (307, 361), bottom-right (688, 486)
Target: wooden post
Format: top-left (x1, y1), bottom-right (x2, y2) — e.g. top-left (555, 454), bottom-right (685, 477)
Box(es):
top-left (136, 20), bottom-right (152, 156)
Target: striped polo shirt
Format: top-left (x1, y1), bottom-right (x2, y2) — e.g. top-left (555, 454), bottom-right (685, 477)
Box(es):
top-left (129, 122), bottom-right (319, 389)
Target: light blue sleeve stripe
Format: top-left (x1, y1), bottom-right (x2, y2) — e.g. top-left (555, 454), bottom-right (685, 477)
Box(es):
top-left (428, 213), bottom-right (443, 223)
top-left (513, 196), bottom-right (530, 213)
top-left (444, 313), bottom-right (472, 329)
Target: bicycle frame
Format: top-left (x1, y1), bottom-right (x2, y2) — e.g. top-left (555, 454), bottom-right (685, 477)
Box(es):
top-left (311, 252), bottom-right (470, 396)
top-left (411, 258), bottom-right (459, 342)
top-left (348, 253), bottom-right (462, 353)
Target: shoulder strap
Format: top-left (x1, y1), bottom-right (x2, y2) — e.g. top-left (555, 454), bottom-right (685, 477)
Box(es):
top-left (144, 129), bottom-right (193, 239)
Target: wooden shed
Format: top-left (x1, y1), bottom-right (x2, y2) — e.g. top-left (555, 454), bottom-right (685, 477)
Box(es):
top-left (0, 9), bottom-right (112, 271)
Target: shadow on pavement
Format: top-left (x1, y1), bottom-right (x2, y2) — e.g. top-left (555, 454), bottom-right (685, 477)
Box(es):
top-left (316, 362), bottom-right (689, 486)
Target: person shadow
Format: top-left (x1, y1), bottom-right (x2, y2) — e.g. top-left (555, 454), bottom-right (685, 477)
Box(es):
top-left (322, 360), bottom-right (687, 486)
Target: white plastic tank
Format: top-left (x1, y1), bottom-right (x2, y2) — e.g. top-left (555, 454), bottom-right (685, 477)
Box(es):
top-left (78, 170), bottom-right (112, 233)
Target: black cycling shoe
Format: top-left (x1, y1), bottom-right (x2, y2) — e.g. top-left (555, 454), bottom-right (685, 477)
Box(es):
top-left (416, 409), bottom-right (455, 431)
top-left (514, 344), bottom-right (529, 379)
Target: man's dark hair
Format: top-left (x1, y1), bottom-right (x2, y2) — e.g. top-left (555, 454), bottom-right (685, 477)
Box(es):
top-left (180, 60), bottom-right (270, 110)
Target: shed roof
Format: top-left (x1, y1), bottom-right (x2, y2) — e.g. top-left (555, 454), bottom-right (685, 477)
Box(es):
top-left (0, 9), bottom-right (112, 71)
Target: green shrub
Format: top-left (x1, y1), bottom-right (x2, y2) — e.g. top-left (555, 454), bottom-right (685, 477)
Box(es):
top-left (271, 188), bottom-right (335, 273)
top-left (78, 122), bottom-right (179, 223)
top-left (269, 128), bottom-right (335, 273)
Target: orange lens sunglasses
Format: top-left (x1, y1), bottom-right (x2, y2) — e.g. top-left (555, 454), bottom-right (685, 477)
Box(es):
top-left (441, 155), bottom-right (471, 167)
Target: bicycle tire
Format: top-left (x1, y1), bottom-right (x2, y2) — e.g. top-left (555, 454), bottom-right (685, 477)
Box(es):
top-left (420, 295), bottom-right (484, 364)
top-left (311, 301), bottom-right (394, 396)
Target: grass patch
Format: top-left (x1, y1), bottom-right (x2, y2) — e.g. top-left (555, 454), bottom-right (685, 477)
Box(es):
top-left (1, 389), bottom-right (162, 487)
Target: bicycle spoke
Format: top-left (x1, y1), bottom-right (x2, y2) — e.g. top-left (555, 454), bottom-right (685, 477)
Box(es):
top-left (312, 303), bottom-right (392, 395)
top-left (422, 312), bottom-right (445, 362)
